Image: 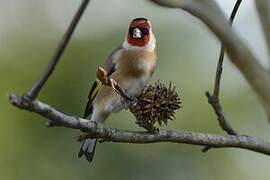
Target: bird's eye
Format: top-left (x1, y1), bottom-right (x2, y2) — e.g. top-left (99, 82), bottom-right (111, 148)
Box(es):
top-left (141, 28), bottom-right (150, 35)
top-left (129, 27), bottom-right (135, 36)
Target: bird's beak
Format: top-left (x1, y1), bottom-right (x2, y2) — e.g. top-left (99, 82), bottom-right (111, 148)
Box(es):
top-left (132, 28), bottom-right (142, 39)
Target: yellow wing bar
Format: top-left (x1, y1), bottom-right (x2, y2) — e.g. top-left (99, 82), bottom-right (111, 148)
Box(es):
top-left (89, 79), bottom-right (103, 101)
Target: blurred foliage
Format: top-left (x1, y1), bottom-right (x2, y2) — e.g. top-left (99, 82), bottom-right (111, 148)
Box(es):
top-left (1, 0), bottom-right (270, 180)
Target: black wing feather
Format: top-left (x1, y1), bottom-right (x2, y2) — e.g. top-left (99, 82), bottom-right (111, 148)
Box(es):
top-left (83, 46), bottom-right (122, 119)
top-left (83, 80), bottom-right (102, 118)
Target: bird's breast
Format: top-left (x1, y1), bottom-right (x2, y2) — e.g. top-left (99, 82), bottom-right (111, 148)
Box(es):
top-left (116, 49), bottom-right (156, 78)
top-left (93, 49), bottom-right (157, 114)
top-left (112, 49), bottom-right (157, 98)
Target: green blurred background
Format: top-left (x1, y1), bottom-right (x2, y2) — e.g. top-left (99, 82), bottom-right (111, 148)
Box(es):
top-left (1, 0), bottom-right (270, 179)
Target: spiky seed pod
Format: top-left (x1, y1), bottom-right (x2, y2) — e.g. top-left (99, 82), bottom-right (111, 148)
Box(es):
top-left (129, 81), bottom-right (182, 132)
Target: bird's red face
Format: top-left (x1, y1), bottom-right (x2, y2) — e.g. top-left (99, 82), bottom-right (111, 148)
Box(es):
top-left (127, 18), bottom-right (151, 47)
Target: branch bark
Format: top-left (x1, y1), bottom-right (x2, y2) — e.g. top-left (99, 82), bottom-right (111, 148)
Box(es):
top-left (8, 0), bottom-right (270, 160)
top-left (255, 0), bottom-right (270, 66)
top-left (25, 0), bottom-right (90, 100)
top-left (149, 0), bottom-right (270, 119)
top-left (202, 0), bottom-right (242, 152)
top-left (9, 94), bottom-right (270, 156)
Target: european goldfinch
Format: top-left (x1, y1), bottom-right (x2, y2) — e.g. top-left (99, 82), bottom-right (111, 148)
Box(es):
top-left (78, 17), bottom-right (157, 162)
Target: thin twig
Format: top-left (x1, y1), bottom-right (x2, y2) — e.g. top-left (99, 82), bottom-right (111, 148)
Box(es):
top-left (213, 0), bottom-right (242, 97)
top-left (25, 0), bottom-right (90, 100)
top-left (9, 94), bottom-right (270, 156)
top-left (96, 67), bottom-right (132, 101)
top-left (203, 0), bottom-right (242, 152)
top-left (9, 0), bottom-right (270, 160)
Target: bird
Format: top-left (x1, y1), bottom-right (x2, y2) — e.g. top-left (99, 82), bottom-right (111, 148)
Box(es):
top-left (78, 17), bottom-right (157, 162)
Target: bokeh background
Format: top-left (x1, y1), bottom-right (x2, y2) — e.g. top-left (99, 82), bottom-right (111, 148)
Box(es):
top-left (1, 0), bottom-right (270, 179)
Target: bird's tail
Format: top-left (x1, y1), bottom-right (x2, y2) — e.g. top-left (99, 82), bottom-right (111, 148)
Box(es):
top-left (78, 138), bottom-right (97, 162)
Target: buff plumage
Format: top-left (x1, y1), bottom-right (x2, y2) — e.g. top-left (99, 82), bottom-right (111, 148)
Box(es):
top-left (78, 17), bottom-right (157, 162)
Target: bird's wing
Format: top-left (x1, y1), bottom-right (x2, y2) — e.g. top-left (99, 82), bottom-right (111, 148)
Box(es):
top-left (83, 46), bottom-right (122, 118)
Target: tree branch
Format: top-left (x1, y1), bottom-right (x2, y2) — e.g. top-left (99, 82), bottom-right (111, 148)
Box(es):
top-left (148, 0), bottom-right (270, 119)
top-left (203, 0), bottom-right (242, 152)
top-left (9, 0), bottom-right (270, 160)
top-left (25, 0), bottom-right (90, 100)
top-left (255, 0), bottom-right (270, 66)
top-left (8, 94), bottom-right (270, 156)
top-left (202, 92), bottom-right (237, 152)
top-left (212, 0), bottom-right (242, 98)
